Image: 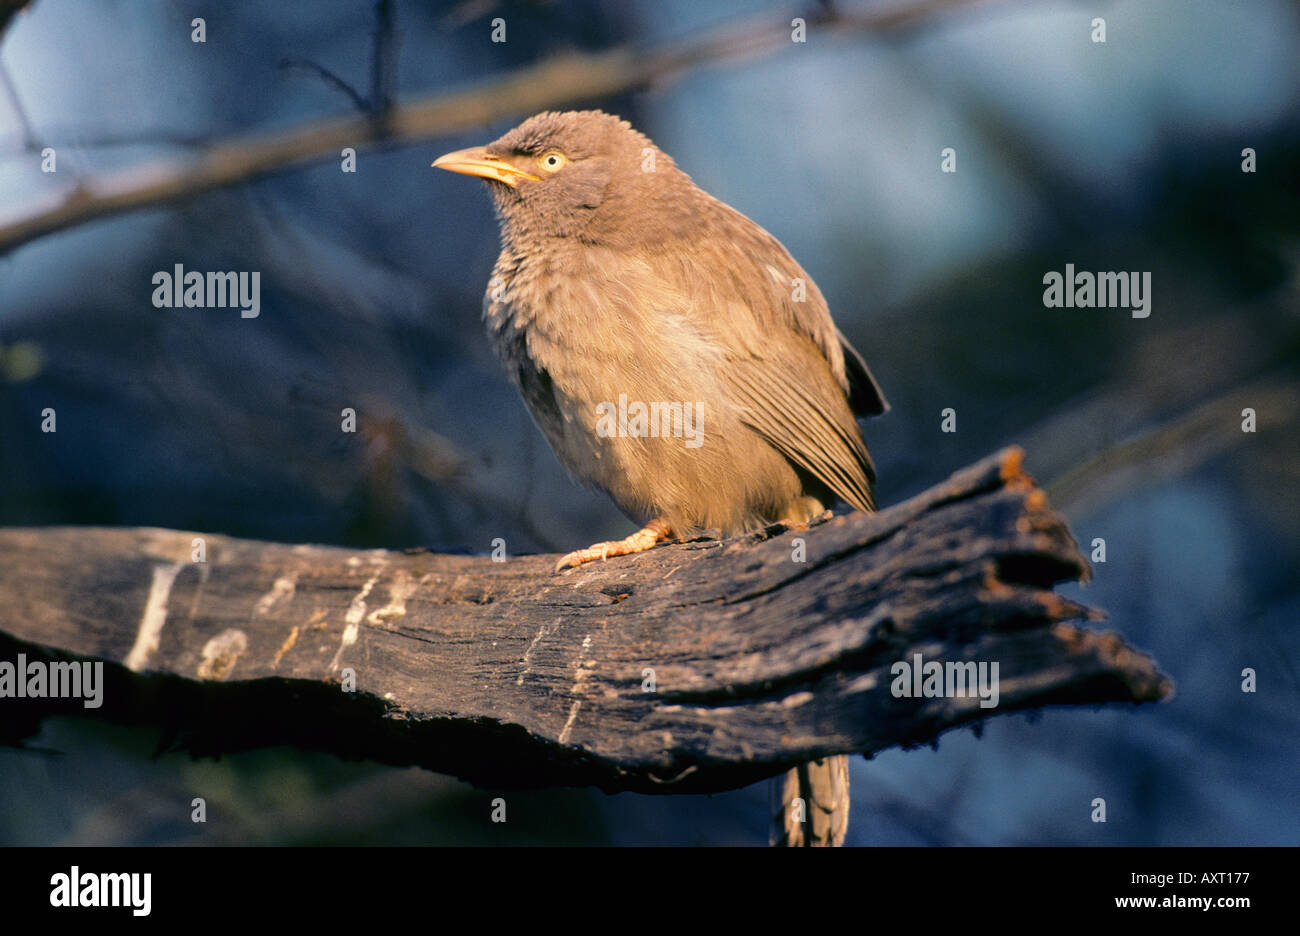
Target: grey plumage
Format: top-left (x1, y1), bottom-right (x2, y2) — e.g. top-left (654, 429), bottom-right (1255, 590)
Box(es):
top-left (435, 110), bottom-right (887, 845)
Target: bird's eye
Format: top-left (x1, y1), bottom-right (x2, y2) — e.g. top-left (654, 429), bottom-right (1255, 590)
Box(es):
top-left (539, 151), bottom-right (567, 172)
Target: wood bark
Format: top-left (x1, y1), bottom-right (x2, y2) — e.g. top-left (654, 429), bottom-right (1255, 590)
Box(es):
top-left (0, 447), bottom-right (1170, 793)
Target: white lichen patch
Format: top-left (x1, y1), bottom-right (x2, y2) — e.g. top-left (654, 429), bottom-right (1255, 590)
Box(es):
top-left (517, 621), bottom-right (556, 685)
top-left (558, 633), bottom-right (596, 744)
top-left (197, 628), bottom-right (248, 681)
top-left (329, 622), bottom-right (359, 671)
top-left (366, 570), bottom-right (418, 626)
top-left (558, 699), bottom-right (582, 745)
top-left (254, 572), bottom-right (297, 615)
top-left (124, 561), bottom-right (185, 672)
top-left (345, 574), bottom-right (379, 626)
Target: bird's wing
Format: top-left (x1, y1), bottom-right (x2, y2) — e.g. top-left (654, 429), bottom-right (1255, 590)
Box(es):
top-left (703, 198), bottom-right (889, 419)
top-left (724, 331), bottom-right (877, 511)
top-left (629, 233), bottom-right (878, 512)
top-left (838, 327), bottom-right (890, 417)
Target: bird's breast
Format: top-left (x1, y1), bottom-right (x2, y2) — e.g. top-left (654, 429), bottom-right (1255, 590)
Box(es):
top-left (480, 241), bottom-right (838, 535)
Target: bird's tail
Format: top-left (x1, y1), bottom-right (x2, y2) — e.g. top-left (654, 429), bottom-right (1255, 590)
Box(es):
top-left (769, 754), bottom-right (850, 846)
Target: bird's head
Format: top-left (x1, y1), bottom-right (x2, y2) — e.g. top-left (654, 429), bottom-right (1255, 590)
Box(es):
top-left (433, 110), bottom-right (684, 242)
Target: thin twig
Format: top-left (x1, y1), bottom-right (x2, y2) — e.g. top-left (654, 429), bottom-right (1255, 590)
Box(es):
top-left (279, 57), bottom-right (369, 113)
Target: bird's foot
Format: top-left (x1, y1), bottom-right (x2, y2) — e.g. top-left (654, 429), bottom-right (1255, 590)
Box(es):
top-left (777, 500), bottom-right (833, 533)
top-left (554, 519), bottom-right (672, 572)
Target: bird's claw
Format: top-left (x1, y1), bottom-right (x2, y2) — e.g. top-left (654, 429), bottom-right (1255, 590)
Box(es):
top-left (553, 521), bottom-right (672, 573)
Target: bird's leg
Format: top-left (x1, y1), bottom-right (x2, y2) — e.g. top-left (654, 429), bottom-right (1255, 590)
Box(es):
top-left (555, 518), bottom-right (673, 572)
top-left (777, 496), bottom-right (832, 532)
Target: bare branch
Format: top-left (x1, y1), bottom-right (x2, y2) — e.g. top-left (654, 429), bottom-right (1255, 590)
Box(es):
top-left (0, 448), bottom-right (1169, 793)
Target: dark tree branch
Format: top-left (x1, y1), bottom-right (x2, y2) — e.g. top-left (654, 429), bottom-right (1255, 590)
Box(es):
top-left (0, 448), bottom-right (1169, 794)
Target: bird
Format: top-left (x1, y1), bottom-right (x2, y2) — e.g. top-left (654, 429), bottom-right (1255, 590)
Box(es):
top-left (433, 110), bottom-right (887, 846)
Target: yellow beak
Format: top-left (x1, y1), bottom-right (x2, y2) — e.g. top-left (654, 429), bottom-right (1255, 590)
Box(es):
top-left (432, 147), bottom-right (540, 187)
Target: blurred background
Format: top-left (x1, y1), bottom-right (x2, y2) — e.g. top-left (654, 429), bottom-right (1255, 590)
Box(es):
top-left (0, 0), bottom-right (1297, 845)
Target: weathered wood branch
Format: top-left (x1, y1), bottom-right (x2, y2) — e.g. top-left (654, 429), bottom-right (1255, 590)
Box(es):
top-left (0, 0), bottom-right (996, 254)
top-left (0, 448), bottom-right (1170, 793)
